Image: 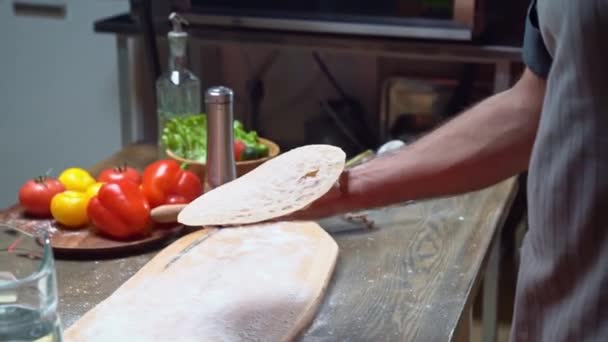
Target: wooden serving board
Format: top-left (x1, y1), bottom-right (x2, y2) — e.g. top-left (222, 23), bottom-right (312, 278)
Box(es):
top-left (0, 205), bottom-right (183, 258)
top-left (64, 221), bottom-right (339, 342)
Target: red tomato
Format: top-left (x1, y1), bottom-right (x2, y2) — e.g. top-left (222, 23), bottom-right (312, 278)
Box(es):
top-left (234, 140), bottom-right (246, 161)
top-left (87, 179), bottom-right (150, 240)
top-left (141, 160), bottom-right (203, 208)
top-left (19, 177), bottom-right (65, 217)
top-left (97, 164), bottom-right (141, 184)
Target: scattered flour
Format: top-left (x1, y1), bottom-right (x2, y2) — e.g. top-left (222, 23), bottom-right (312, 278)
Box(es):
top-left (66, 223), bottom-right (334, 342)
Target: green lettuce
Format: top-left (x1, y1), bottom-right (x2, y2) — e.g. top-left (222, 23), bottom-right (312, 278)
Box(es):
top-left (161, 114), bottom-right (262, 162)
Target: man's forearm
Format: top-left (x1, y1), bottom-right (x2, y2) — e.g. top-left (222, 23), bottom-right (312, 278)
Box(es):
top-left (343, 69), bottom-right (545, 211)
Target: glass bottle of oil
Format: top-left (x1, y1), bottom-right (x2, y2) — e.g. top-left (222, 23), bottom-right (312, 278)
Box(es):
top-left (156, 12), bottom-right (201, 158)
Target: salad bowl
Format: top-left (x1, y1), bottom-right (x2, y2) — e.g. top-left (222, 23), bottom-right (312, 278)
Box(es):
top-left (166, 137), bottom-right (280, 182)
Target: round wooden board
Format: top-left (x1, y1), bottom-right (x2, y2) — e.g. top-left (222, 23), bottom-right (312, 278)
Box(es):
top-left (0, 205), bottom-right (184, 259)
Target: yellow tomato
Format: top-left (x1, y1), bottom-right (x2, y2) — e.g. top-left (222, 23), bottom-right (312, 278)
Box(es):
top-left (86, 182), bottom-right (104, 200)
top-left (50, 191), bottom-right (89, 228)
top-left (58, 167), bottom-right (95, 192)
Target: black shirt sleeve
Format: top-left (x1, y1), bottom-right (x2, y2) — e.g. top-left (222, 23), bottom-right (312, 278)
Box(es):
top-left (522, 0), bottom-right (552, 78)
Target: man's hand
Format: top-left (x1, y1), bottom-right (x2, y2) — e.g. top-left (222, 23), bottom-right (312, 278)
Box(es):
top-left (287, 170), bottom-right (353, 221)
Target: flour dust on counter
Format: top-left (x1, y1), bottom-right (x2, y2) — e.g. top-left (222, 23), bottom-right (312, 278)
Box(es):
top-left (64, 221), bottom-right (339, 342)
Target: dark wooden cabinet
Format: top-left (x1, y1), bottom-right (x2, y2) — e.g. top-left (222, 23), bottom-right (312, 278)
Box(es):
top-left (138, 0), bottom-right (529, 43)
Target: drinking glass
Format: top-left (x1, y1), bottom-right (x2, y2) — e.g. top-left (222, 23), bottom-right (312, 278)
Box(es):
top-left (0, 224), bottom-right (62, 341)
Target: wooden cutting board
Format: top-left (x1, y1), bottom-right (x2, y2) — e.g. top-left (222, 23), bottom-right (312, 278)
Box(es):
top-left (0, 205), bottom-right (183, 258)
top-left (64, 221), bottom-right (339, 342)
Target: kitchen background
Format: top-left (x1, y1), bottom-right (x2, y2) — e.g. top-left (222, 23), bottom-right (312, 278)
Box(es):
top-left (0, 0), bottom-right (527, 206)
top-left (0, 0), bottom-right (128, 206)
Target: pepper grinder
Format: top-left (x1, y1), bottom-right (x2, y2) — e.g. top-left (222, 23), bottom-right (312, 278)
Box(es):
top-left (205, 86), bottom-right (237, 189)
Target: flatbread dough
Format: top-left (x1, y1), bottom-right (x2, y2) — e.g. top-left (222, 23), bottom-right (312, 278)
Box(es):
top-left (178, 144), bottom-right (345, 226)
